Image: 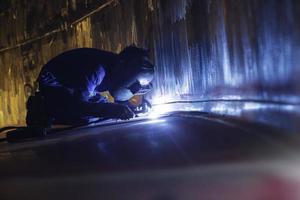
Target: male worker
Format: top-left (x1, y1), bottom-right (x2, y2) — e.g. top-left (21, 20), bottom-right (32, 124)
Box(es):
top-left (26, 46), bottom-right (154, 126)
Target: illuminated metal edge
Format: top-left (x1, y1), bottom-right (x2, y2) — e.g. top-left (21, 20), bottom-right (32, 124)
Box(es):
top-left (145, 100), bottom-right (300, 132)
top-left (1, 99), bottom-right (298, 149)
top-left (76, 98), bottom-right (300, 134)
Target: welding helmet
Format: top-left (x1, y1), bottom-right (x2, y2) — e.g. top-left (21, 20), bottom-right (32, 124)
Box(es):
top-left (111, 46), bottom-right (154, 101)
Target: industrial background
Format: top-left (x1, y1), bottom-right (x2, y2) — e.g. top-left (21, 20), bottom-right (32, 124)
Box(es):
top-left (0, 0), bottom-right (300, 127)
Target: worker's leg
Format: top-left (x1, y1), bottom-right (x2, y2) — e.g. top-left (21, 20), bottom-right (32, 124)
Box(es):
top-left (40, 86), bottom-right (94, 125)
top-left (40, 86), bottom-right (121, 125)
top-left (28, 85), bottom-right (132, 126)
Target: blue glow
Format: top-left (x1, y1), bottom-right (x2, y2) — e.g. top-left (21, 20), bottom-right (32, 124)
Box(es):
top-left (149, 0), bottom-right (299, 105)
top-left (142, 119), bottom-right (166, 124)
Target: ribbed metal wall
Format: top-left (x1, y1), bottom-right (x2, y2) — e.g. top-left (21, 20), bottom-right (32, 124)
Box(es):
top-left (0, 0), bottom-right (300, 126)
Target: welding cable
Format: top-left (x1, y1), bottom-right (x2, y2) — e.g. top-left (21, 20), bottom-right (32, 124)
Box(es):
top-left (0, 0), bottom-right (118, 53)
top-left (0, 126), bottom-right (26, 133)
top-left (0, 126), bottom-right (42, 143)
top-left (0, 118), bottom-right (111, 143)
top-left (0, 126), bottom-right (26, 142)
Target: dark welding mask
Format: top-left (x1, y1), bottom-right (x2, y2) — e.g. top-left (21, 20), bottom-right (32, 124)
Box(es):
top-left (112, 46), bottom-right (154, 101)
top-left (112, 68), bottom-right (154, 101)
top-left (112, 80), bottom-right (153, 102)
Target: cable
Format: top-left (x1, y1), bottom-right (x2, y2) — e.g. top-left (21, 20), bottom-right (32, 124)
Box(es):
top-left (0, 117), bottom-right (110, 143)
top-left (0, 0), bottom-right (118, 53)
top-left (0, 126), bottom-right (26, 134)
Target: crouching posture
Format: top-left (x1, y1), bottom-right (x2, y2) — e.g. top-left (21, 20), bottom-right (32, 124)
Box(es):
top-left (26, 46), bottom-right (154, 127)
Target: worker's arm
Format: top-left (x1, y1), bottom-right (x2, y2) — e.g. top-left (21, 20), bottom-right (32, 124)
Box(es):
top-left (116, 95), bottom-right (152, 114)
top-left (71, 64), bottom-right (106, 102)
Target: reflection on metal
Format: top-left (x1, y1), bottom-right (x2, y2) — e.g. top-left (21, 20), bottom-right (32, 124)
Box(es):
top-left (146, 101), bottom-right (300, 133)
top-left (1, 108), bottom-right (300, 199)
top-left (1, 0), bottom-right (300, 127)
top-left (151, 0), bottom-right (300, 104)
top-left (138, 118), bottom-right (166, 125)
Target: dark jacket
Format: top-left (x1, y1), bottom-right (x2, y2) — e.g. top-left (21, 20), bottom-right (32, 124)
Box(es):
top-left (38, 48), bottom-right (118, 102)
top-left (37, 48), bottom-right (121, 124)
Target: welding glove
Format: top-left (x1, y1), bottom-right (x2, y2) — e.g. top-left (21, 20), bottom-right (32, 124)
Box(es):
top-left (132, 98), bottom-right (152, 114)
top-left (88, 92), bottom-right (109, 103)
top-left (116, 98), bottom-right (152, 115)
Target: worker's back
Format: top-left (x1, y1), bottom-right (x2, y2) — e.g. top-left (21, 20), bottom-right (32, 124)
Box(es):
top-left (38, 48), bottom-right (118, 93)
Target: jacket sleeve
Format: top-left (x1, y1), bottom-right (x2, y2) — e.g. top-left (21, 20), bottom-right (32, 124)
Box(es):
top-left (74, 64), bottom-right (106, 102)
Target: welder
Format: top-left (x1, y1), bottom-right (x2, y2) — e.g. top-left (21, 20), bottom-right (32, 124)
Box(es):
top-left (26, 46), bottom-right (154, 127)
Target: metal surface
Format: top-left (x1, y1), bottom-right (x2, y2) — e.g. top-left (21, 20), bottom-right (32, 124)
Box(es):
top-left (2, 0), bottom-right (300, 127)
top-left (1, 108), bottom-right (300, 199)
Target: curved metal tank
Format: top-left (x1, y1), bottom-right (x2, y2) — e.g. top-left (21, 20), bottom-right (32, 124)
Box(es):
top-left (1, 105), bottom-right (300, 200)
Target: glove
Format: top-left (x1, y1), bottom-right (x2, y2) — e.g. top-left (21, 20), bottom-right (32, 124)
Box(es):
top-left (88, 92), bottom-right (108, 103)
top-left (132, 99), bottom-right (152, 114)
